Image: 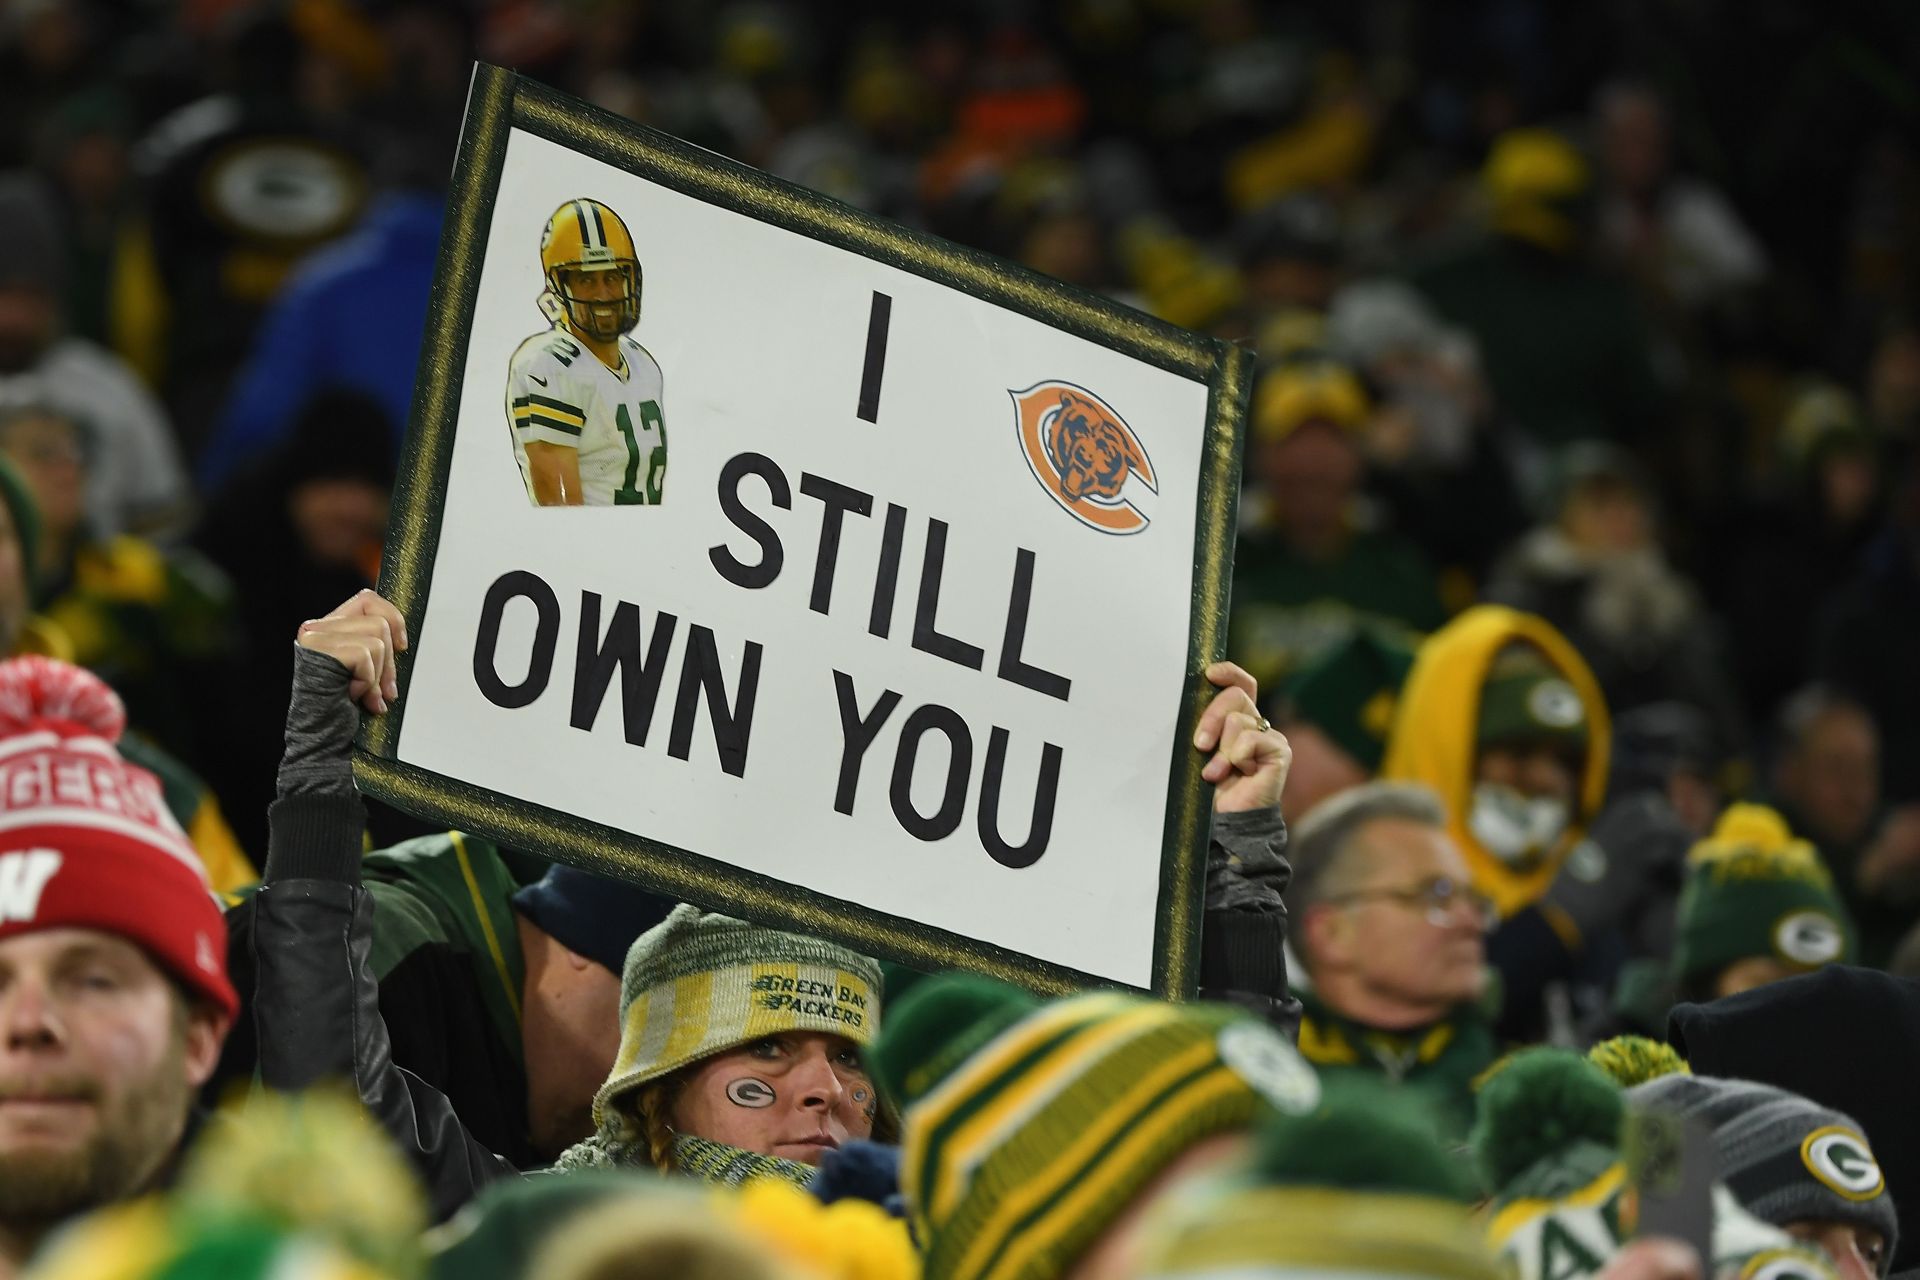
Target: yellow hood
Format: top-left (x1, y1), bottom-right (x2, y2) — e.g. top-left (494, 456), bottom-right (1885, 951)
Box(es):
top-left (1380, 605), bottom-right (1610, 916)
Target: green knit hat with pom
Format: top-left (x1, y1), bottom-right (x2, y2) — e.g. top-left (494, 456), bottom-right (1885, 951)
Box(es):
top-left (1672, 805), bottom-right (1855, 989)
top-left (1474, 1049), bottom-right (1629, 1280)
top-left (869, 975), bottom-right (1321, 1280)
top-left (1134, 1089), bottom-right (1500, 1280)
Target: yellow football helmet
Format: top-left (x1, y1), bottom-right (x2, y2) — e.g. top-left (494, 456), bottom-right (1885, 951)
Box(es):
top-left (539, 198), bottom-right (641, 340)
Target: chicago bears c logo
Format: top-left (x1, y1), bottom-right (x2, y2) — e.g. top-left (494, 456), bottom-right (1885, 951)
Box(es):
top-left (1011, 382), bottom-right (1157, 534)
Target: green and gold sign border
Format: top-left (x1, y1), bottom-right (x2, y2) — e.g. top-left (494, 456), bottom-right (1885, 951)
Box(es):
top-left (357, 64), bottom-right (1252, 1000)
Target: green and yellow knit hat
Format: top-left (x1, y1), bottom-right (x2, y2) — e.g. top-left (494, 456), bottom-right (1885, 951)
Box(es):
top-left (1136, 1090), bottom-right (1499, 1280)
top-left (1281, 625), bottom-right (1417, 773)
top-left (1476, 646), bottom-right (1589, 753)
top-left (595, 905), bottom-right (885, 1129)
top-left (868, 976), bottom-right (1320, 1280)
top-left (1672, 805), bottom-right (1856, 988)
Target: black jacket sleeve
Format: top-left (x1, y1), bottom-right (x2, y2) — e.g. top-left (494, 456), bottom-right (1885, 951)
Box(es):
top-left (1198, 807), bottom-right (1302, 1038)
top-left (253, 792), bottom-right (522, 1221)
top-left (251, 646), bottom-right (523, 1222)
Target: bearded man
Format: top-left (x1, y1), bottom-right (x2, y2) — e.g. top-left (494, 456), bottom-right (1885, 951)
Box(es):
top-left (0, 656), bottom-right (235, 1274)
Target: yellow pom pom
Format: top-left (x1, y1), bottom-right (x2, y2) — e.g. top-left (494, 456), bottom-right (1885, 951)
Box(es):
top-left (1689, 804), bottom-right (1824, 874)
top-left (1701, 804), bottom-right (1795, 855)
top-left (727, 1178), bottom-right (921, 1280)
top-left (1586, 1037), bottom-right (1691, 1089)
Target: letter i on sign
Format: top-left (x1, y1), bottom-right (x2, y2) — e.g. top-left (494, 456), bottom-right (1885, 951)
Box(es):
top-left (857, 293), bottom-right (891, 423)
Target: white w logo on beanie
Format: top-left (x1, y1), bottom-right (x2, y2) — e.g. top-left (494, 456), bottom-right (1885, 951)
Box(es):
top-left (0, 849), bottom-right (61, 922)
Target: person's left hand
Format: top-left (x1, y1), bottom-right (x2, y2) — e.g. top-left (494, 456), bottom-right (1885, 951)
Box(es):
top-left (1193, 661), bottom-right (1291, 815)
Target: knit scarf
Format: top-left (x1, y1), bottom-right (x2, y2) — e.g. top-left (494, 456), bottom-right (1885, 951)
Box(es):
top-left (552, 1128), bottom-right (814, 1188)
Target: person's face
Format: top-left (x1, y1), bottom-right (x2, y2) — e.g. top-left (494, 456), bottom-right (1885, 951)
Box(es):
top-left (0, 289), bottom-right (55, 374)
top-left (1712, 955), bottom-right (1802, 1000)
top-left (1869, 330), bottom-right (1920, 433)
top-left (1021, 212), bottom-right (1103, 288)
top-left (669, 1031), bottom-right (875, 1165)
top-left (519, 935), bottom-right (623, 1160)
top-left (560, 267), bottom-right (631, 339)
top-left (1561, 482), bottom-right (1651, 554)
top-left (287, 478), bottom-right (389, 569)
top-left (1782, 710), bottom-right (1879, 847)
top-left (1820, 450), bottom-right (1879, 528)
top-left (1258, 423), bottom-right (1362, 550)
top-left (0, 412), bottom-right (86, 542)
top-left (1307, 818), bottom-right (1489, 1009)
top-left (0, 929), bottom-right (223, 1224)
top-left (1599, 93), bottom-right (1668, 196)
top-left (1786, 1219), bottom-right (1887, 1280)
top-left (1477, 743), bottom-right (1580, 807)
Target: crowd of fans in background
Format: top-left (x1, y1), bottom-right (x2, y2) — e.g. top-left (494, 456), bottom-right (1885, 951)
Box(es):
top-left (2, 1), bottom-right (1920, 1278)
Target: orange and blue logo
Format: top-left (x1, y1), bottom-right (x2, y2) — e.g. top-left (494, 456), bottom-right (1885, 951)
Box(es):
top-left (1010, 382), bottom-right (1157, 534)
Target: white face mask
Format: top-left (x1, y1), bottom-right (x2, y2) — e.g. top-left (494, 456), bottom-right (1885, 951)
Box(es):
top-left (1468, 783), bottom-right (1571, 866)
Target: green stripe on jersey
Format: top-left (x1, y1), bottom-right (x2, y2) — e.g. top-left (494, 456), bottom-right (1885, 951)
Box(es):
top-left (515, 414), bottom-right (583, 436)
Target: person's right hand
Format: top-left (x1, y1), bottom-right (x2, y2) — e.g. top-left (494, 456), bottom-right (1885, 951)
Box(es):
top-left (296, 589), bottom-right (409, 714)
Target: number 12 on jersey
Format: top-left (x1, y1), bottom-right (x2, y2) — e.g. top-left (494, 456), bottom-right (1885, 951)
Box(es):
top-left (614, 400), bottom-right (667, 505)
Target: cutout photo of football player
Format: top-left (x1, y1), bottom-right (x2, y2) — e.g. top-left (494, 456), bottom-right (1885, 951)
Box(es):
top-left (505, 198), bottom-right (668, 506)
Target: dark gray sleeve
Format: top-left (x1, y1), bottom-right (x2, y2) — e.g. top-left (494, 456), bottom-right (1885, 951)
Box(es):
top-left (256, 652), bottom-right (523, 1221)
top-left (1199, 807), bottom-right (1301, 1038)
top-left (277, 646), bottom-right (361, 800)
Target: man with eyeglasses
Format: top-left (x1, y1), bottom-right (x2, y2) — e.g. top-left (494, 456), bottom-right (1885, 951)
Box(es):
top-left (1285, 780), bottom-right (1498, 1144)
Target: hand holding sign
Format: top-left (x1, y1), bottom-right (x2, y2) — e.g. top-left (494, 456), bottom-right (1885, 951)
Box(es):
top-left (298, 589), bottom-right (410, 715)
top-left (1195, 661), bottom-right (1292, 815)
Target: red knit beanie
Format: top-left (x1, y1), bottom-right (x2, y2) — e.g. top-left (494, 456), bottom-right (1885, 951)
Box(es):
top-left (0, 656), bottom-right (236, 1019)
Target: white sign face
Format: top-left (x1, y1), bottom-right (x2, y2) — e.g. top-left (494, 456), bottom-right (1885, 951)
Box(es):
top-left (361, 69), bottom-right (1250, 995)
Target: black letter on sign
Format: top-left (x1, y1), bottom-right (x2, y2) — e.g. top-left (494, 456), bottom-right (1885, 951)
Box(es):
top-left (831, 670), bottom-right (902, 814)
top-left (473, 570), bottom-right (559, 709)
top-left (709, 452), bottom-right (791, 589)
top-left (978, 727), bottom-right (1062, 869)
top-left (799, 473), bottom-right (874, 616)
top-left (998, 548), bottom-right (1072, 702)
top-left (868, 503), bottom-right (907, 640)
top-left (912, 519), bottom-right (984, 671)
top-left (856, 292), bottom-right (892, 423)
top-left (669, 625), bottom-right (762, 778)
top-left (571, 592), bottom-right (678, 745)
top-left (889, 704), bottom-right (972, 841)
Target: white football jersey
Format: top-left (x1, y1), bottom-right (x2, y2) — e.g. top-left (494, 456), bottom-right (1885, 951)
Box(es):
top-left (505, 328), bottom-right (667, 506)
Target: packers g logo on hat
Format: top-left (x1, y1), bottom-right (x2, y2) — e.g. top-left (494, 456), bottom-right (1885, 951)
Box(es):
top-left (1773, 910), bottom-right (1845, 966)
top-left (1527, 678), bottom-right (1585, 730)
top-left (1216, 1022), bottom-right (1321, 1115)
top-left (1801, 1126), bottom-right (1885, 1200)
top-left (1740, 1249), bottom-right (1838, 1280)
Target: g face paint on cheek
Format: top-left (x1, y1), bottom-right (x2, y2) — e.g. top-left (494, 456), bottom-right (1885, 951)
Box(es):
top-left (726, 1078), bottom-right (777, 1109)
top-left (852, 1085), bottom-right (876, 1123)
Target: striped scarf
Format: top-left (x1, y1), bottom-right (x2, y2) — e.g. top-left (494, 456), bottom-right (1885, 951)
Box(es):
top-left (552, 1128), bottom-right (814, 1189)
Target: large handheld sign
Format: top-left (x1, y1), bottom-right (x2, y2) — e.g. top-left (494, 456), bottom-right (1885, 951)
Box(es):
top-left (358, 65), bottom-right (1252, 997)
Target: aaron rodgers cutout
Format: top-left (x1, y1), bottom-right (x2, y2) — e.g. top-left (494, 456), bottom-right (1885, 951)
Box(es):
top-left (505, 198), bottom-right (668, 506)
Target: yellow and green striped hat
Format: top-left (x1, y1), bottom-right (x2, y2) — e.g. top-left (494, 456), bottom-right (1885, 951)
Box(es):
top-left (868, 976), bottom-right (1321, 1280)
top-left (594, 905), bottom-right (884, 1128)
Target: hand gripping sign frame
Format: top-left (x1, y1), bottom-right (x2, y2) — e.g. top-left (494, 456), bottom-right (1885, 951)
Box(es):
top-left (355, 65), bottom-right (1252, 999)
